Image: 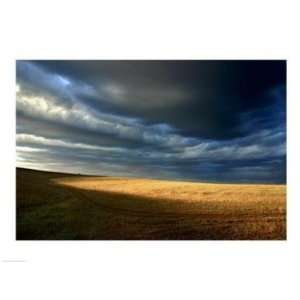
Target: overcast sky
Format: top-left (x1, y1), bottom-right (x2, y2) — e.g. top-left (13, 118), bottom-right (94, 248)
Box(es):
top-left (16, 60), bottom-right (286, 183)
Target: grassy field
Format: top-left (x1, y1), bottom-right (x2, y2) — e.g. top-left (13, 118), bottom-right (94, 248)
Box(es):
top-left (16, 168), bottom-right (286, 240)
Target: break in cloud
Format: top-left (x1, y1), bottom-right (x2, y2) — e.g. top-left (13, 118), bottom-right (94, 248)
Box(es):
top-left (16, 60), bottom-right (286, 183)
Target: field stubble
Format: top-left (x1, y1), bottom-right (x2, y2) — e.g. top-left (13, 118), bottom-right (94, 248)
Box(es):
top-left (17, 168), bottom-right (286, 240)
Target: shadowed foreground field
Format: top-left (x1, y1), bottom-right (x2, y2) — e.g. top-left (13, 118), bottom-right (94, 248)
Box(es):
top-left (16, 168), bottom-right (286, 240)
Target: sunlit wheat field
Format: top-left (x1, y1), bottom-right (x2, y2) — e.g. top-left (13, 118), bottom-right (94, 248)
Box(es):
top-left (17, 168), bottom-right (286, 240)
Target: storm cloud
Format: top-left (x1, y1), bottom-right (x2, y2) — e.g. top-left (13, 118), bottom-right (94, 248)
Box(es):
top-left (16, 60), bottom-right (286, 183)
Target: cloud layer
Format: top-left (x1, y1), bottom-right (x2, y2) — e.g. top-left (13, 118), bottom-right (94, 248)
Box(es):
top-left (16, 60), bottom-right (286, 183)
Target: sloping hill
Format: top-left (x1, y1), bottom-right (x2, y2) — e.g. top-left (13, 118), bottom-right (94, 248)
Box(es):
top-left (16, 168), bottom-right (286, 240)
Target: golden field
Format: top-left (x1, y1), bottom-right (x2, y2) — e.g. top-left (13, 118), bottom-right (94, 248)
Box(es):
top-left (17, 168), bottom-right (286, 240)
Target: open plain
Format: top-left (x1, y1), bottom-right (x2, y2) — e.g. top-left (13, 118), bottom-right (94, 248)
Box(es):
top-left (16, 168), bottom-right (286, 240)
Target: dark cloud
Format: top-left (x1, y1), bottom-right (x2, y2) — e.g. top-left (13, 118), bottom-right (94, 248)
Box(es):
top-left (31, 60), bottom-right (286, 139)
top-left (16, 60), bottom-right (286, 183)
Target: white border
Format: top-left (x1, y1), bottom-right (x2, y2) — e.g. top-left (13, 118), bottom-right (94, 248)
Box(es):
top-left (0, 1), bottom-right (299, 299)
